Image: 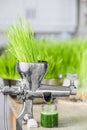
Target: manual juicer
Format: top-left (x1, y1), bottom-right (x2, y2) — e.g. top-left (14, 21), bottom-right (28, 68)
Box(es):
top-left (0, 61), bottom-right (77, 130)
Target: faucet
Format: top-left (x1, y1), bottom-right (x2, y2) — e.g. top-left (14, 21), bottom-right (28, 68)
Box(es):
top-left (0, 61), bottom-right (78, 130)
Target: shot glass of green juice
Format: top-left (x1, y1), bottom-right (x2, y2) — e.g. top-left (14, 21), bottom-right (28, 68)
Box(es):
top-left (41, 104), bottom-right (58, 128)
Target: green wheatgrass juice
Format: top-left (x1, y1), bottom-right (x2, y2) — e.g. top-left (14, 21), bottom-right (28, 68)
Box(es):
top-left (41, 111), bottom-right (58, 128)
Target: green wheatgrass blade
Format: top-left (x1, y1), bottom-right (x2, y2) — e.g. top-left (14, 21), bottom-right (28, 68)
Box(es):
top-left (6, 19), bottom-right (35, 62)
top-left (0, 52), bottom-right (20, 79)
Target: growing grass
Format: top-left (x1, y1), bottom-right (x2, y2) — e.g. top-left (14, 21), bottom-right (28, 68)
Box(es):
top-left (0, 52), bottom-right (20, 79)
top-left (1, 18), bottom-right (87, 89)
top-left (6, 18), bottom-right (37, 62)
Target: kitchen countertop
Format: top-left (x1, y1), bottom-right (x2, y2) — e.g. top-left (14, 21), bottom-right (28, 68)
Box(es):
top-left (9, 97), bottom-right (87, 130)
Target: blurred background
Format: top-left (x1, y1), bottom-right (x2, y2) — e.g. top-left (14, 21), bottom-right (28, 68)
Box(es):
top-left (0, 0), bottom-right (87, 47)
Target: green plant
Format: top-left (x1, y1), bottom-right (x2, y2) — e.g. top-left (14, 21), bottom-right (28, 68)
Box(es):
top-left (6, 18), bottom-right (37, 62)
top-left (0, 52), bottom-right (20, 79)
top-left (4, 18), bottom-right (87, 87)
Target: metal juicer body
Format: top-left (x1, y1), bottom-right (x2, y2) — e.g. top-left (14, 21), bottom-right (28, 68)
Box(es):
top-left (0, 61), bottom-right (77, 130)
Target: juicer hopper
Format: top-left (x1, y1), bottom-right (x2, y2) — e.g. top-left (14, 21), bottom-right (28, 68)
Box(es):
top-left (17, 61), bottom-right (48, 91)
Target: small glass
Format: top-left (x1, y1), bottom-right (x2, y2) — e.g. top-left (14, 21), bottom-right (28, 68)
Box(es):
top-left (41, 103), bottom-right (58, 128)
